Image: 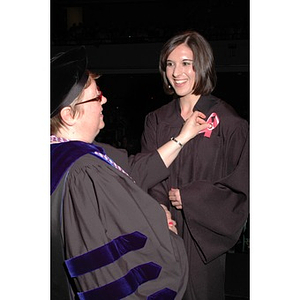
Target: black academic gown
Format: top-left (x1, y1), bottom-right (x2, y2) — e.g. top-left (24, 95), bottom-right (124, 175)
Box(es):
top-left (51, 141), bottom-right (188, 300)
top-left (140, 95), bottom-right (249, 300)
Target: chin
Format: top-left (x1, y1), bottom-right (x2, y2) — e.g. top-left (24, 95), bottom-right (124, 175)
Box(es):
top-left (99, 122), bottom-right (105, 130)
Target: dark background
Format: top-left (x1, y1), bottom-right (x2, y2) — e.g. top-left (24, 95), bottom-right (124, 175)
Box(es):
top-left (51, 0), bottom-right (249, 154)
top-left (51, 1), bottom-right (249, 299)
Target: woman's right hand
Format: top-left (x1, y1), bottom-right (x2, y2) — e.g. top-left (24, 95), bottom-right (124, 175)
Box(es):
top-left (176, 111), bottom-right (209, 145)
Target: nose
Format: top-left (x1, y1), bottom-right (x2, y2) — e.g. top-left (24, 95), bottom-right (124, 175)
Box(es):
top-left (172, 64), bottom-right (183, 77)
top-left (101, 94), bottom-right (107, 105)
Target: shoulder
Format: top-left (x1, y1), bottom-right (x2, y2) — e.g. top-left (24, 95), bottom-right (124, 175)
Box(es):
top-left (146, 99), bottom-right (177, 121)
top-left (94, 141), bottom-right (127, 157)
top-left (214, 99), bottom-right (248, 128)
top-left (93, 141), bottom-right (129, 170)
top-left (207, 97), bottom-right (248, 139)
top-left (69, 152), bottom-right (105, 173)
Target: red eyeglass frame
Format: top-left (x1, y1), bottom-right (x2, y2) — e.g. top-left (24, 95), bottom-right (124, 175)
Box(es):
top-left (75, 88), bottom-right (103, 106)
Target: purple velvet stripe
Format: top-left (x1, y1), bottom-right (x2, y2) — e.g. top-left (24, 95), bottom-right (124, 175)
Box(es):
top-left (147, 288), bottom-right (177, 299)
top-left (51, 141), bottom-right (106, 195)
top-left (65, 231), bottom-right (147, 277)
top-left (77, 262), bottom-right (162, 300)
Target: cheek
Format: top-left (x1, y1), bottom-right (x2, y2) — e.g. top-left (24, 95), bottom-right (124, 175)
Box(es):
top-left (187, 70), bottom-right (196, 84)
top-left (187, 68), bottom-right (196, 77)
top-left (165, 69), bottom-right (172, 79)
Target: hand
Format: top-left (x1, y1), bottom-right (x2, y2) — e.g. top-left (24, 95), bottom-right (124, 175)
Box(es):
top-left (160, 204), bottom-right (178, 234)
top-left (169, 188), bottom-right (183, 210)
top-left (177, 111), bottom-right (210, 144)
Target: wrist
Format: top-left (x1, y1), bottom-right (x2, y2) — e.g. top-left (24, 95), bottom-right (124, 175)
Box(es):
top-left (171, 136), bottom-right (184, 147)
top-left (174, 133), bottom-right (190, 146)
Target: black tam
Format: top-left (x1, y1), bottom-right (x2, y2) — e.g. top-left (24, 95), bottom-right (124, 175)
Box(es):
top-left (51, 46), bottom-right (88, 117)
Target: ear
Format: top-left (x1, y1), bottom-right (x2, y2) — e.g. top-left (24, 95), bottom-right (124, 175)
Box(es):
top-left (60, 107), bottom-right (77, 126)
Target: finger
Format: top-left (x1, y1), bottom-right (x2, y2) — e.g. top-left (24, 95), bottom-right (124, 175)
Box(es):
top-left (165, 211), bottom-right (172, 219)
top-left (160, 204), bottom-right (168, 211)
top-left (170, 200), bottom-right (181, 207)
top-left (168, 192), bottom-right (175, 198)
top-left (170, 200), bottom-right (177, 207)
top-left (170, 188), bottom-right (179, 195)
top-left (194, 110), bottom-right (206, 119)
top-left (197, 118), bottom-right (208, 124)
top-left (197, 122), bottom-right (210, 132)
top-left (168, 225), bottom-right (178, 234)
top-left (168, 191), bottom-right (175, 197)
top-left (168, 220), bottom-right (177, 227)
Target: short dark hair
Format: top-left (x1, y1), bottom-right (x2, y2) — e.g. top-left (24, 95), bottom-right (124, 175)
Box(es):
top-left (50, 71), bottom-right (99, 135)
top-left (159, 31), bottom-right (217, 96)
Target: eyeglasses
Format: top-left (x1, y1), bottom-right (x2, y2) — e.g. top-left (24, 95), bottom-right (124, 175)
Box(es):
top-left (75, 88), bottom-right (103, 106)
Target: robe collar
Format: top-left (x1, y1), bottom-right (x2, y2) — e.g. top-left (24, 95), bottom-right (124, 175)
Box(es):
top-left (51, 141), bottom-right (106, 195)
top-left (172, 94), bottom-right (219, 125)
top-left (193, 94), bottom-right (219, 115)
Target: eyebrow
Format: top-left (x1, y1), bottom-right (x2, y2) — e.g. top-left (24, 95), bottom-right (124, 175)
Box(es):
top-left (167, 58), bottom-right (193, 62)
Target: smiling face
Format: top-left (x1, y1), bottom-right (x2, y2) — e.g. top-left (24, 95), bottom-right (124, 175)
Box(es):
top-left (166, 43), bottom-right (196, 99)
top-left (75, 78), bottom-right (107, 142)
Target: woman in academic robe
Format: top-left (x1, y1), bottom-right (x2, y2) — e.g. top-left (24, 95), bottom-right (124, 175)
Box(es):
top-left (50, 46), bottom-right (210, 300)
top-left (141, 31), bottom-right (249, 300)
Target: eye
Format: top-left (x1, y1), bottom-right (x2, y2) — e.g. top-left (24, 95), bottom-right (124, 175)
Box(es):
top-left (166, 61), bottom-right (174, 67)
top-left (183, 60), bottom-right (193, 66)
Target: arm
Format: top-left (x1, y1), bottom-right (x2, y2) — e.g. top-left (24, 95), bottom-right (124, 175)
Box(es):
top-left (140, 111), bottom-right (173, 206)
top-left (142, 110), bottom-right (249, 263)
top-left (97, 111), bottom-right (209, 192)
top-left (175, 123), bottom-right (249, 263)
top-left (127, 111), bottom-right (209, 191)
top-left (157, 111), bottom-right (209, 168)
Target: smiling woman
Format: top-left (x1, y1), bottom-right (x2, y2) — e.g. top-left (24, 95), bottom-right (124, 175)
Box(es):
top-left (51, 75), bottom-right (107, 143)
top-left (141, 31), bottom-right (249, 300)
top-left (159, 31), bottom-right (217, 98)
top-left (165, 44), bottom-right (197, 114)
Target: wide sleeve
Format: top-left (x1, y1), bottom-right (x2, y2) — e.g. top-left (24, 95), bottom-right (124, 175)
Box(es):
top-left (181, 121), bottom-right (249, 263)
top-left (95, 141), bottom-right (170, 192)
top-left (61, 155), bottom-right (189, 299)
top-left (127, 151), bottom-right (170, 192)
top-left (141, 111), bottom-right (249, 264)
top-left (62, 163), bottom-right (112, 294)
top-left (140, 112), bottom-right (171, 206)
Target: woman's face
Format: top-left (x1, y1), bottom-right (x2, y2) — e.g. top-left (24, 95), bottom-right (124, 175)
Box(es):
top-left (166, 43), bottom-right (196, 98)
top-left (75, 79), bottom-right (107, 142)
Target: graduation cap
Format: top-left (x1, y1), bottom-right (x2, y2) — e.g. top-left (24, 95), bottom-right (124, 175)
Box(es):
top-left (51, 46), bottom-right (88, 117)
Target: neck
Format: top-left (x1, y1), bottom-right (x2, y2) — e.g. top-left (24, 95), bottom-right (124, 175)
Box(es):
top-left (54, 128), bottom-right (93, 143)
top-left (180, 94), bottom-right (201, 120)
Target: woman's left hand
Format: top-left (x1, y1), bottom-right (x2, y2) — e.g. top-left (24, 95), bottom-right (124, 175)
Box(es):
top-left (169, 188), bottom-right (183, 210)
top-left (160, 204), bottom-right (178, 234)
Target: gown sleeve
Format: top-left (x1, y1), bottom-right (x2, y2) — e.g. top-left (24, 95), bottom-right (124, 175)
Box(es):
top-left (127, 151), bottom-right (170, 191)
top-left (61, 154), bottom-right (189, 298)
top-left (181, 123), bottom-right (249, 263)
top-left (94, 141), bottom-right (170, 192)
top-left (141, 111), bottom-right (249, 264)
top-left (62, 161), bottom-right (112, 293)
top-left (141, 112), bottom-right (172, 206)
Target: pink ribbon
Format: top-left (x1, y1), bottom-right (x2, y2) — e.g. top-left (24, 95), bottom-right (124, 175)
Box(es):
top-left (199, 112), bottom-right (220, 138)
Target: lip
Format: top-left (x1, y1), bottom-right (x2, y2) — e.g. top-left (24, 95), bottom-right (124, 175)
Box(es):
top-left (173, 79), bottom-right (188, 86)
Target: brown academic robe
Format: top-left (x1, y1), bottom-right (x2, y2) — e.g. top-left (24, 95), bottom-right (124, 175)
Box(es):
top-left (141, 95), bottom-right (249, 300)
top-left (51, 143), bottom-right (188, 300)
